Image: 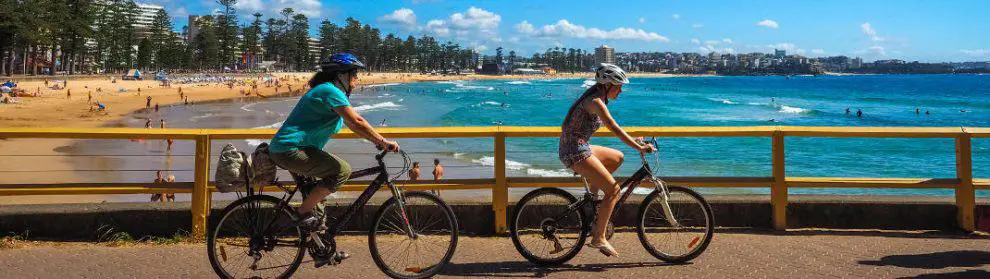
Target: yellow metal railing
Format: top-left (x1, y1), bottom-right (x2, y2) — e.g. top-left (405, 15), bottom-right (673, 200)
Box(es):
top-left (0, 126), bottom-right (986, 238)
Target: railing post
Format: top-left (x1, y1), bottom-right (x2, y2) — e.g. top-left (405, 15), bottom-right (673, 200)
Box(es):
top-left (771, 130), bottom-right (788, 230)
top-left (955, 133), bottom-right (975, 232)
top-left (493, 133), bottom-right (508, 235)
top-left (192, 134), bottom-right (212, 239)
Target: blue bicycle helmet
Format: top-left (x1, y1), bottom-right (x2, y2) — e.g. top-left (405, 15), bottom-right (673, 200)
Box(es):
top-left (321, 53), bottom-right (367, 72)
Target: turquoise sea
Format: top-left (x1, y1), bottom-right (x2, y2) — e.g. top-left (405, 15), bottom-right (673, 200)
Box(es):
top-left (141, 74), bottom-right (990, 197)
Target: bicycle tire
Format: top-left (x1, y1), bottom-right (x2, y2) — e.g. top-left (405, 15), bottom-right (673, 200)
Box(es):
top-left (207, 195), bottom-right (305, 279)
top-left (369, 191), bottom-right (459, 279)
top-left (636, 186), bottom-right (714, 263)
top-left (510, 187), bottom-right (588, 265)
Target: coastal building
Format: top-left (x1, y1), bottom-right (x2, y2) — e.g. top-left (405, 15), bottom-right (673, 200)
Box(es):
top-left (595, 45), bottom-right (615, 64)
top-left (309, 37), bottom-right (322, 68)
top-left (134, 3), bottom-right (164, 39)
top-left (774, 49), bottom-right (786, 58)
top-left (850, 57), bottom-right (863, 69)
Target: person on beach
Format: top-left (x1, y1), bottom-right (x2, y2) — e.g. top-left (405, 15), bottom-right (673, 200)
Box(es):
top-left (431, 158), bottom-right (444, 195)
top-left (151, 170), bottom-right (165, 202)
top-left (165, 175), bottom-right (176, 202)
top-left (145, 119), bottom-right (152, 128)
top-left (408, 162), bottom-right (421, 181)
top-left (268, 53), bottom-right (399, 267)
top-left (154, 103), bottom-right (159, 112)
top-left (556, 63), bottom-right (656, 257)
top-left (66, 89), bottom-right (71, 99)
top-left (146, 96), bottom-right (152, 109)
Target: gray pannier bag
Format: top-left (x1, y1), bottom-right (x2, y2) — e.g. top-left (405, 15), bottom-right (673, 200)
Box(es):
top-left (215, 143), bottom-right (250, 193)
top-left (250, 142), bottom-right (278, 187)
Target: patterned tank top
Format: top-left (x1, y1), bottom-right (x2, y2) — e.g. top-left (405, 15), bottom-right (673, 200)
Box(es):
top-left (560, 88), bottom-right (605, 146)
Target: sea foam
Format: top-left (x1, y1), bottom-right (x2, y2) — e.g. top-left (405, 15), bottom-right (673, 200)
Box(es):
top-left (353, 102), bottom-right (402, 113)
top-left (778, 105), bottom-right (809, 114)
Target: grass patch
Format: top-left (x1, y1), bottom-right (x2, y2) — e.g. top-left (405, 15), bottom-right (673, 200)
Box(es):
top-left (1, 231), bottom-right (30, 250)
top-left (96, 225), bottom-right (194, 246)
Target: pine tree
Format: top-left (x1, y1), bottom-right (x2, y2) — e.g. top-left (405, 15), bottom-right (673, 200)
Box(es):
top-left (215, 0), bottom-right (239, 68)
top-left (241, 13), bottom-right (263, 68)
top-left (136, 38), bottom-right (152, 69)
top-left (148, 9), bottom-right (174, 70)
top-left (317, 20), bottom-right (339, 63)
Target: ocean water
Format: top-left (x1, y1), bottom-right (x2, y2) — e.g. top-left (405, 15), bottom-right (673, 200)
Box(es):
top-left (64, 74), bottom-right (990, 198)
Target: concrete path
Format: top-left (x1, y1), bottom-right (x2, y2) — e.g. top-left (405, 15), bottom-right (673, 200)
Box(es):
top-left (1, 231), bottom-right (988, 278)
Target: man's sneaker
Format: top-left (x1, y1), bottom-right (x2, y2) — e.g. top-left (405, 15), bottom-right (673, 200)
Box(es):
top-left (313, 251), bottom-right (351, 268)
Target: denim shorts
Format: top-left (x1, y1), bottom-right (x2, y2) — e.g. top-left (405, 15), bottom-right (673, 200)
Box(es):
top-left (270, 146), bottom-right (351, 192)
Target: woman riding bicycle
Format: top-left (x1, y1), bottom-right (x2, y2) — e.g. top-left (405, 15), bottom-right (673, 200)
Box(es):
top-left (268, 53), bottom-right (400, 264)
top-left (558, 63), bottom-right (656, 257)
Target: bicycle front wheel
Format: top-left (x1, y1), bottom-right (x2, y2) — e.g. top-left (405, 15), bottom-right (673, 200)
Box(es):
top-left (207, 195), bottom-right (305, 279)
top-left (369, 191), bottom-right (458, 279)
top-left (637, 185), bottom-right (714, 263)
top-left (510, 187), bottom-right (587, 265)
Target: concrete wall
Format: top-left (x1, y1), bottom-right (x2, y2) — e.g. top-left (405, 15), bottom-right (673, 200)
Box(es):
top-left (0, 195), bottom-right (986, 240)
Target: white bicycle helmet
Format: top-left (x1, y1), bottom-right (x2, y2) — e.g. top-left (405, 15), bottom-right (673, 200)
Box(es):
top-left (595, 63), bottom-right (629, 85)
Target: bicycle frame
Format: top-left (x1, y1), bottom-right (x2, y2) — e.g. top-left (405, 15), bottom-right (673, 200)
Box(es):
top-left (259, 150), bottom-right (412, 240)
top-left (556, 144), bottom-right (682, 230)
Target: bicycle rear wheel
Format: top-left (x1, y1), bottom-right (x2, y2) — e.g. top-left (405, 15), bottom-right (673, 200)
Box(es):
top-left (637, 186), bottom-right (714, 263)
top-left (369, 191), bottom-right (458, 279)
top-left (208, 195), bottom-right (305, 279)
top-left (510, 187), bottom-right (587, 265)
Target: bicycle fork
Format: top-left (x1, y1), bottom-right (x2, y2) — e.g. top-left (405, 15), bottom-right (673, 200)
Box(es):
top-left (649, 176), bottom-right (681, 227)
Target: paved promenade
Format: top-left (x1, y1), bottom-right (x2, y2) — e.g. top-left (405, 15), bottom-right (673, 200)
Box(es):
top-left (2, 231), bottom-right (988, 278)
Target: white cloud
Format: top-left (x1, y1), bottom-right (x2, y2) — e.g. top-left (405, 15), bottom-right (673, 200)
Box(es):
top-left (638, 17), bottom-right (646, 24)
top-left (515, 21), bottom-right (535, 34)
top-left (860, 22), bottom-right (884, 41)
top-left (516, 19), bottom-right (669, 42)
top-left (722, 38), bottom-right (733, 44)
top-left (423, 7), bottom-right (500, 38)
top-left (380, 8), bottom-right (417, 28)
top-left (449, 7), bottom-right (500, 30)
top-left (795, 49), bottom-right (807, 55)
top-left (767, 43), bottom-right (797, 52)
top-left (237, 0), bottom-right (318, 17)
top-left (699, 44), bottom-right (734, 54)
top-left (671, 14), bottom-right (681, 20)
top-left (811, 49), bottom-right (825, 54)
top-left (960, 49), bottom-right (990, 56)
top-left (425, 19), bottom-right (450, 37)
top-left (234, 0), bottom-right (263, 11)
top-left (690, 38), bottom-right (701, 45)
top-left (692, 23), bottom-right (704, 28)
top-left (855, 45), bottom-right (887, 56)
top-left (757, 19), bottom-right (779, 29)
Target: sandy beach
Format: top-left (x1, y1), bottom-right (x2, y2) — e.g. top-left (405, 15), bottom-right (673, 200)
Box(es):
top-left (0, 71), bottom-right (693, 204)
top-left (0, 72), bottom-right (690, 129)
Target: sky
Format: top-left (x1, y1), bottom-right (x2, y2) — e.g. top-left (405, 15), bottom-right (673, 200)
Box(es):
top-left (146, 0), bottom-right (990, 62)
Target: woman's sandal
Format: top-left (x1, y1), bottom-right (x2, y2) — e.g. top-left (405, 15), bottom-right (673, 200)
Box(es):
top-left (587, 241), bottom-right (619, 257)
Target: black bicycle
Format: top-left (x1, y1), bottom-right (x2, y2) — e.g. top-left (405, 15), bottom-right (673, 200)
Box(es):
top-left (207, 149), bottom-right (458, 279)
top-left (510, 137), bottom-right (714, 265)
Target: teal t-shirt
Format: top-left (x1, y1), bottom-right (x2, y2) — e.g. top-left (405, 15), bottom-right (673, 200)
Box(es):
top-left (269, 83), bottom-right (351, 153)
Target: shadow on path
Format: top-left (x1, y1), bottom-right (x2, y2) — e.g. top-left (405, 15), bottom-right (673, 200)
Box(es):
top-left (440, 260), bottom-right (688, 278)
top-left (717, 228), bottom-right (989, 240)
top-left (859, 250), bottom-right (990, 269)
top-left (898, 269), bottom-right (990, 279)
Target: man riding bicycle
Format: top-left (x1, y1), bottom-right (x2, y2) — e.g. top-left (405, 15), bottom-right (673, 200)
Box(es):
top-left (268, 53), bottom-right (400, 266)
